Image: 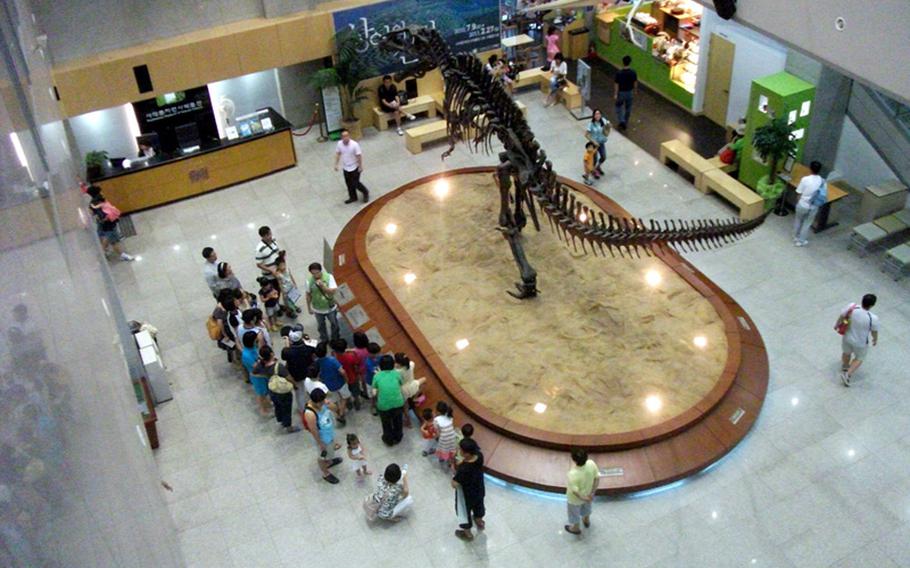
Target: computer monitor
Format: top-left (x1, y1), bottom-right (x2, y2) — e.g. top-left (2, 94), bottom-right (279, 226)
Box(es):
top-left (174, 123), bottom-right (200, 152)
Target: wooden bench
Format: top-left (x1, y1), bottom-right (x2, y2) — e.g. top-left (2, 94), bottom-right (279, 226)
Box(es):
top-left (539, 72), bottom-right (582, 110)
top-left (707, 155), bottom-right (738, 174)
top-left (512, 67), bottom-right (547, 90)
top-left (659, 140), bottom-right (717, 191)
top-left (373, 94), bottom-right (437, 131)
top-left (701, 169), bottom-right (765, 221)
top-left (405, 120), bottom-right (448, 154)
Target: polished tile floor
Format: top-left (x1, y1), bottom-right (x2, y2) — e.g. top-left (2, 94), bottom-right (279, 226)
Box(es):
top-left (112, 91), bottom-right (910, 568)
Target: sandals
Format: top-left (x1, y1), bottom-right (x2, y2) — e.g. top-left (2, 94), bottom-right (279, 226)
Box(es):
top-left (564, 525), bottom-right (581, 535)
top-left (322, 473), bottom-right (340, 484)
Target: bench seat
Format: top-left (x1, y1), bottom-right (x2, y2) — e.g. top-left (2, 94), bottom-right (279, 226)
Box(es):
top-left (539, 72), bottom-right (582, 110)
top-left (707, 155), bottom-right (738, 174)
top-left (404, 120), bottom-right (448, 154)
top-left (701, 169), bottom-right (765, 221)
top-left (373, 94), bottom-right (436, 131)
top-left (659, 140), bottom-right (717, 191)
top-left (512, 67), bottom-right (547, 90)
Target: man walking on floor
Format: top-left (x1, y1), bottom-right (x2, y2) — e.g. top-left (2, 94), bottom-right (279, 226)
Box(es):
top-left (334, 128), bottom-right (369, 204)
top-left (836, 294), bottom-right (880, 387)
top-left (614, 55), bottom-right (637, 131)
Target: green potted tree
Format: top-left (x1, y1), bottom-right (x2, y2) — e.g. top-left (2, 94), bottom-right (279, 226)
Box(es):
top-left (85, 150), bottom-right (109, 180)
top-left (308, 29), bottom-right (377, 140)
top-left (751, 116), bottom-right (797, 216)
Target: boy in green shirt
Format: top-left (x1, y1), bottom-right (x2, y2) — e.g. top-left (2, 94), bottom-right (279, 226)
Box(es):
top-left (565, 448), bottom-right (599, 535)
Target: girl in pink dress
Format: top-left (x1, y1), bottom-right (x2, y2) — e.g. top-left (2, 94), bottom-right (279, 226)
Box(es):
top-left (545, 27), bottom-right (561, 64)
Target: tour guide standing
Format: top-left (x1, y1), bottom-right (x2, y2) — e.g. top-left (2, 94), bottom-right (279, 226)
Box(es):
top-left (564, 448), bottom-right (599, 535)
top-left (305, 262), bottom-right (340, 342)
top-left (334, 128), bottom-right (370, 204)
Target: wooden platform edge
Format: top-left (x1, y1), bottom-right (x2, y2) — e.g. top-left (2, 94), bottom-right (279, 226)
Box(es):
top-left (333, 167), bottom-right (769, 494)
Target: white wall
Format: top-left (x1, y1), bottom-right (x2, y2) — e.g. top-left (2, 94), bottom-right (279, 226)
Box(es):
top-left (694, 10), bottom-right (787, 125)
top-left (207, 70), bottom-right (284, 138)
top-left (68, 104), bottom-right (139, 163)
top-left (832, 116), bottom-right (899, 190)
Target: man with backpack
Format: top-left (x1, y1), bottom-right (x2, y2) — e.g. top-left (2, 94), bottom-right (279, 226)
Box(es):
top-left (835, 294), bottom-right (880, 387)
top-left (87, 185), bottom-right (134, 261)
top-left (792, 161), bottom-right (827, 247)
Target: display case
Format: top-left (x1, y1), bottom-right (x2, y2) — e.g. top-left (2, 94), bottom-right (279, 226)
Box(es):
top-left (594, 0), bottom-right (702, 110)
top-left (739, 72), bottom-right (815, 190)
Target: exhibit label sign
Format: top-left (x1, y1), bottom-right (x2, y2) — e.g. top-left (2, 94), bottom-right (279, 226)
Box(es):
top-left (332, 0), bottom-right (501, 75)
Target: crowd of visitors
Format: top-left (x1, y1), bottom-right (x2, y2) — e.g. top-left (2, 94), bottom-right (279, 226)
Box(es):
top-left (200, 232), bottom-right (508, 537)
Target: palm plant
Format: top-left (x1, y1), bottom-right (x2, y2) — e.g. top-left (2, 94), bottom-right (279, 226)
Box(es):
top-left (752, 116), bottom-right (797, 214)
top-left (309, 29), bottom-right (377, 122)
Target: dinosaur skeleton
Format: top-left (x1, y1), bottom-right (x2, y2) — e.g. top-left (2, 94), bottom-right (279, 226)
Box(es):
top-left (379, 26), bottom-right (767, 299)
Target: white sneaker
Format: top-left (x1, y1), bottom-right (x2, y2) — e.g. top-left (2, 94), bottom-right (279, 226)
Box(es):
top-left (840, 371), bottom-right (850, 387)
top-left (795, 240), bottom-right (808, 247)
top-left (406, 113), bottom-right (416, 121)
top-left (120, 252), bottom-right (135, 261)
top-left (397, 127), bottom-right (404, 136)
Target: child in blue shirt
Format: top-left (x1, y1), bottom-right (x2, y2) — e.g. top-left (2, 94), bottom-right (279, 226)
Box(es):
top-left (365, 342), bottom-right (382, 416)
top-left (315, 341), bottom-right (349, 425)
top-left (241, 331), bottom-right (259, 382)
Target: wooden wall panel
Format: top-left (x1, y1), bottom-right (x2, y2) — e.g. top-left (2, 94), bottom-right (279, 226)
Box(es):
top-left (234, 24), bottom-right (283, 75)
top-left (276, 12), bottom-right (334, 67)
top-left (189, 30), bottom-right (243, 86)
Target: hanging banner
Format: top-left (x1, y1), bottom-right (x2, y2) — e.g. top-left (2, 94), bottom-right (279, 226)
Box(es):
top-left (332, 0), bottom-right (501, 76)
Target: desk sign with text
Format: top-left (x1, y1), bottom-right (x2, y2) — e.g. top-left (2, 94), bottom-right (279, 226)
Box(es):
top-left (333, 0), bottom-right (500, 76)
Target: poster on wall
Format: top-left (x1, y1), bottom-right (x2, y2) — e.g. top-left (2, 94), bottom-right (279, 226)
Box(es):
top-left (332, 0), bottom-right (501, 76)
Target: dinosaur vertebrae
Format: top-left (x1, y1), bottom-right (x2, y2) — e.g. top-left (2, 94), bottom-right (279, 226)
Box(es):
top-left (530, 183), bottom-right (764, 258)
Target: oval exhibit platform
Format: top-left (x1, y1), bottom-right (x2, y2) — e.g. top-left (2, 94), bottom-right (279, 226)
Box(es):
top-left (332, 167), bottom-right (768, 494)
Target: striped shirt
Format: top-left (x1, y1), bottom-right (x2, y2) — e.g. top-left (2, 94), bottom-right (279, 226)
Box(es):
top-left (434, 415), bottom-right (457, 453)
top-left (255, 239), bottom-right (281, 276)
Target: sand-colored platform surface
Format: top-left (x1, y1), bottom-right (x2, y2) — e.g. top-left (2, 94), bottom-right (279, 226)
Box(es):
top-left (366, 173), bottom-right (727, 435)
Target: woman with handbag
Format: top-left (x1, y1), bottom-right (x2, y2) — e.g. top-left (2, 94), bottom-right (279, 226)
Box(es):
top-left (253, 346), bottom-right (300, 433)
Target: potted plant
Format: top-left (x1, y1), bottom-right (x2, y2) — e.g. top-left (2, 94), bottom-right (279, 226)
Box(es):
top-left (751, 116), bottom-right (797, 216)
top-left (308, 29), bottom-right (377, 140)
top-left (85, 150), bottom-right (109, 180)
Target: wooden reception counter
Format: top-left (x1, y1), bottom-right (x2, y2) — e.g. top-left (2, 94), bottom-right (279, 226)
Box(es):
top-left (92, 108), bottom-right (296, 213)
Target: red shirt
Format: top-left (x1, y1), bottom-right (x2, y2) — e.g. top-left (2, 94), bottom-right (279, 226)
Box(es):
top-left (336, 351), bottom-right (360, 384)
top-left (352, 347), bottom-right (369, 379)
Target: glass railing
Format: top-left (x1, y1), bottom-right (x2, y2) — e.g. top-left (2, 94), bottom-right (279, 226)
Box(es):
top-left (869, 87), bottom-right (910, 136)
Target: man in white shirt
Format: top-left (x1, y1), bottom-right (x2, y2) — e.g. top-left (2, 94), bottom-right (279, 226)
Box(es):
top-left (334, 129), bottom-right (370, 204)
top-left (201, 247), bottom-right (219, 297)
top-left (792, 161), bottom-right (825, 247)
top-left (836, 293), bottom-right (880, 386)
top-left (255, 225), bottom-right (291, 315)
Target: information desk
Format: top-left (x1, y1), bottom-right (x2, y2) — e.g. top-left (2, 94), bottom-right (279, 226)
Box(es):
top-left (92, 108), bottom-right (296, 214)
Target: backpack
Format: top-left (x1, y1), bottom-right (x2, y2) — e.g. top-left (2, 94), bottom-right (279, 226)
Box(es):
top-left (206, 316), bottom-right (223, 341)
top-left (810, 180), bottom-right (828, 208)
top-left (301, 403), bottom-right (322, 432)
top-left (100, 201), bottom-right (121, 222)
top-left (835, 303), bottom-right (857, 336)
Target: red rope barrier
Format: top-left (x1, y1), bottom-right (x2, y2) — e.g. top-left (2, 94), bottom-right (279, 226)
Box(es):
top-left (292, 107), bottom-right (321, 136)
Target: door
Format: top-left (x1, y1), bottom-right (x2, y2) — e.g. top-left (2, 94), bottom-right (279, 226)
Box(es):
top-left (703, 33), bottom-right (735, 126)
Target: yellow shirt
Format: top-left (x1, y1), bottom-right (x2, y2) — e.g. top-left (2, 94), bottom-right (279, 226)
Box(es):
top-left (566, 459), bottom-right (598, 505)
top-left (584, 149), bottom-right (596, 171)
